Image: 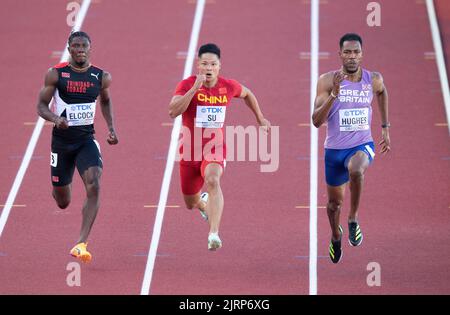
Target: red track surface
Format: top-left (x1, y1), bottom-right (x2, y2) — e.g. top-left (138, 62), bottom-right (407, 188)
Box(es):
top-left (0, 0), bottom-right (449, 295)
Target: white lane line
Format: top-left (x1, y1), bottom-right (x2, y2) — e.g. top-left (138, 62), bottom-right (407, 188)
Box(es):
top-left (0, 0), bottom-right (92, 239)
top-left (426, 0), bottom-right (450, 135)
top-left (139, 0), bottom-right (206, 295)
top-left (309, 0), bottom-right (319, 296)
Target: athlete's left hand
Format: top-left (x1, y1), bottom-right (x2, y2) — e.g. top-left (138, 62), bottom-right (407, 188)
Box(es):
top-left (258, 118), bottom-right (271, 135)
top-left (107, 130), bottom-right (119, 145)
top-left (379, 128), bottom-right (390, 154)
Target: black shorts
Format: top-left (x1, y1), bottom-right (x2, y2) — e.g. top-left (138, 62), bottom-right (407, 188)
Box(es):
top-left (50, 138), bottom-right (103, 187)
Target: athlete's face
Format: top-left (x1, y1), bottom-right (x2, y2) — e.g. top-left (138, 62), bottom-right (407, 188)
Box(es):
top-left (68, 37), bottom-right (91, 67)
top-left (339, 41), bottom-right (362, 74)
top-left (197, 53), bottom-right (221, 83)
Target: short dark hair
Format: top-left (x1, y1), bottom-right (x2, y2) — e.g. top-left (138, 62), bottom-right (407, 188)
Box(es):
top-left (339, 33), bottom-right (362, 49)
top-left (68, 31), bottom-right (91, 45)
top-left (198, 43), bottom-right (221, 59)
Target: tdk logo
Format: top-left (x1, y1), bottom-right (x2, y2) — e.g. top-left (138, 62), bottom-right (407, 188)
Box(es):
top-left (344, 109), bottom-right (367, 116)
top-left (201, 107), bottom-right (223, 114)
top-left (71, 104), bottom-right (93, 111)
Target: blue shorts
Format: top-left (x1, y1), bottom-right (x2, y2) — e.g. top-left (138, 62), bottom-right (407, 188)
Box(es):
top-left (324, 142), bottom-right (375, 186)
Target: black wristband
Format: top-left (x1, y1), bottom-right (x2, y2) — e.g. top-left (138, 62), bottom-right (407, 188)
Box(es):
top-left (381, 123), bottom-right (390, 128)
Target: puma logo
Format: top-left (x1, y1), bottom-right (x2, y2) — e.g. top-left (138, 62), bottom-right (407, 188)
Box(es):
top-left (91, 72), bottom-right (99, 80)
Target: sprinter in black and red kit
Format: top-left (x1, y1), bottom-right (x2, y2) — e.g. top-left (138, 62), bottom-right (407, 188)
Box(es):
top-left (37, 31), bottom-right (118, 263)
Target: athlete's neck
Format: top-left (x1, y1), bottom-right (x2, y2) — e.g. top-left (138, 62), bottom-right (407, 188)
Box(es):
top-left (69, 61), bottom-right (91, 72)
top-left (342, 67), bottom-right (362, 82)
top-left (203, 78), bottom-right (218, 88)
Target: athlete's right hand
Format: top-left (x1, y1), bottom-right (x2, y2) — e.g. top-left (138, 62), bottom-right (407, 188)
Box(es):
top-left (331, 71), bottom-right (347, 96)
top-left (193, 74), bottom-right (206, 90)
top-left (54, 117), bottom-right (69, 129)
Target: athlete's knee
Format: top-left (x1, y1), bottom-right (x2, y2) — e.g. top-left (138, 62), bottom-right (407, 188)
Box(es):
top-left (349, 169), bottom-right (364, 181)
top-left (185, 201), bottom-right (196, 210)
top-left (327, 199), bottom-right (343, 213)
top-left (57, 200), bottom-right (70, 209)
top-left (55, 196), bottom-right (70, 209)
top-left (205, 174), bottom-right (220, 190)
top-left (184, 196), bottom-right (200, 210)
top-left (85, 177), bottom-right (101, 198)
top-left (52, 190), bottom-right (70, 209)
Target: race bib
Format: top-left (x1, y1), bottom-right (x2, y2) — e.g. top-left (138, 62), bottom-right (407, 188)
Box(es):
top-left (50, 152), bottom-right (58, 167)
top-left (66, 102), bottom-right (96, 126)
top-left (339, 108), bottom-right (369, 132)
top-left (195, 105), bottom-right (226, 128)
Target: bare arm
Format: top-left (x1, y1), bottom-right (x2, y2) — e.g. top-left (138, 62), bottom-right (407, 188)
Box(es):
top-left (239, 85), bottom-right (270, 133)
top-left (168, 75), bottom-right (205, 118)
top-left (36, 68), bottom-right (68, 129)
top-left (372, 72), bottom-right (390, 153)
top-left (99, 71), bottom-right (118, 145)
top-left (372, 72), bottom-right (389, 127)
top-left (312, 71), bottom-right (346, 128)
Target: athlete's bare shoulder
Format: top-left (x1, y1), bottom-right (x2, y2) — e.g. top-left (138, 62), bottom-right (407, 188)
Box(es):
top-left (371, 71), bottom-right (383, 81)
top-left (102, 70), bottom-right (111, 80)
top-left (319, 71), bottom-right (335, 81)
top-left (101, 70), bottom-right (112, 89)
top-left (44, 67), bottom-right (59, 85)
top-left (47, 66), bottom-right (59, 74)
top-left (371, 71), bottom-right (385, 94)
top-left (317, 71), bottom-right (335, 90)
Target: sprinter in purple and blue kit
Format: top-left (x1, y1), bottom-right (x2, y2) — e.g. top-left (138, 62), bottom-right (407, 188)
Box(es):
top-left (312, 33), bottom-right (391, 264)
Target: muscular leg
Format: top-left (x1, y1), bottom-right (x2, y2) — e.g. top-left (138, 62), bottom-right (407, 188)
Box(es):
top-left (52, 185), bottom-right (72, 209)
top-left (327, 184), bottom-right (346, 241)
top-left (203, 163), bottom-right (223, 234)
top-left (347, 151), bottom-right (369, 223)
top-left (183, 193), bottom-right (207, 212)
top-left (78, 166), bottom-right (102, 243)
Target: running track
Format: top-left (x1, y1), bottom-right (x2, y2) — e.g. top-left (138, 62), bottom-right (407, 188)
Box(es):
top-left (0, 0), bottom-right (449, 295)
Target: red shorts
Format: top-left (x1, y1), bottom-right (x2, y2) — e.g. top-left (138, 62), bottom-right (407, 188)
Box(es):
top-left (179, 159), bottom-right (226, 195)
